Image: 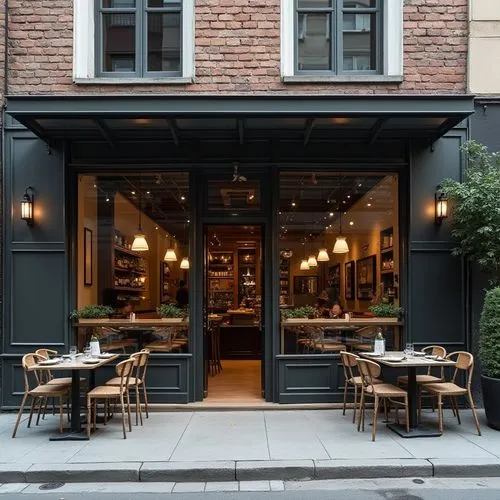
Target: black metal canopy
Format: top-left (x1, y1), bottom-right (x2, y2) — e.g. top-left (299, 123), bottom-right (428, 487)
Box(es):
top-left (6, 94), bottom-right (474, 147)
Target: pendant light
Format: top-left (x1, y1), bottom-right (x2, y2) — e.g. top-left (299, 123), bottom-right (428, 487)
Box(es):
top-left (333, 211), bottom-right (349, 254)
top-left (164, 236), bottom-right (177, 262)
top-left (317, 248), bottom-right (329, 262)
top-left (300, 235), bottom-right (310, 270)
top-left (131, 186), bottom-right (149, 252)
top-left (180, 257), bottom-right (190, 269)
top-left (307, 255), bottom-right (318, 267)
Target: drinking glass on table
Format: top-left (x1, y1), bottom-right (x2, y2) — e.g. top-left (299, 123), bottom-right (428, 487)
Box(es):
top-left (404, 343), bottom-right (414, 357)
top-left (69, 345), bottom-right (78, 362)
top-left (83, 346), bottom-right (91, 359)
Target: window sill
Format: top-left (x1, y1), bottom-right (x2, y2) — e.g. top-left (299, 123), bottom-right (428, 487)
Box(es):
top-left (74, 77), bottom-right (194, 85)
top-left (282, 75), bottom-right (403, 84)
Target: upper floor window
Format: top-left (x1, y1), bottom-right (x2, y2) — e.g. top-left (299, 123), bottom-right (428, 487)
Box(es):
top-left (281, 0), bottom-right (403, 82)
top-left (296, 0), bottom-right (381, 74)
top-left (96, 0), bottom-right (182, 77)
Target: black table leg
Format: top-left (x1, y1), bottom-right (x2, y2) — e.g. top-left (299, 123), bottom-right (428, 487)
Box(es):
top-left (49, 368), bottom-right (89, 441)
top-left (387, 365), bottom-right (442, 438)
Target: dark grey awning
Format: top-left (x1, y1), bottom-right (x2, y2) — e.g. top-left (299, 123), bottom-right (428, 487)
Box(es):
top-left (5, 94), bottom-right (474, 145)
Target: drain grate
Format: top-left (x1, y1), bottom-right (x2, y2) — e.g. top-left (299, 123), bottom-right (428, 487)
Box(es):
top-left (412, 478), bottom-right (425, 484)
top-left (39, 482), bottom-right (65, 490)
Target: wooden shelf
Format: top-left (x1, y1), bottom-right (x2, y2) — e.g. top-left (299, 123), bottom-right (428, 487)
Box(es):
top-left (381, 269), bottom-right (394, 275)
top-left (209, 276), bottom-right (234, 279)
top-left (381, 246), bottom-right (393, 254)
top-left (113, 286), bottom-right (146, 292)
top-left (114, 245), bottom-right (144, 258)
top-left (114, 266), bottom-right (146, 274)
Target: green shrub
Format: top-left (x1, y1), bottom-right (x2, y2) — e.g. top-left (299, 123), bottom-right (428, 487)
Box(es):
top-left (69, 305), bottom-right (114, 319)
top-left (281, 305), bottom-right (317, 319)
top-left (368, 303), bottom-right (404, 318)
top-left (479, 287), bottom-right (500, 378)
top-left (157, 304), bottom-right (186, 318)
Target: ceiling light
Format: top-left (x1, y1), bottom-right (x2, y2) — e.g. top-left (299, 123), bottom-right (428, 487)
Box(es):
top-left (317, 248), bottom-right (330, 262)
top-left (349, 221), bottom-right (354, 226)
top-left (180, 195), bottom-right (186, 201)
top-left (164, 248), bottom-right (177, 261)
top-left (180, 257), bottom-right (190, 269)
top-left (300, 259), bottom-right (310, 270)
top-left (291, 201), bottom-right (296, 207)
top-left (367, 203), bottom-right (372, 207)
top-left (329, 212), bottom-right (334, 217)
top-left (347, 195), bottom-right (351, 199)
top-left (106, 197), bottom-right (110, 202)
top-left (131, 231), bottom-right (149, 252)
top-left (131, 191), bottom-right (136, 195)
top-left (307, 255), bottom-right (318, 268)
top-left (333, 236), bottom-right (349, 254)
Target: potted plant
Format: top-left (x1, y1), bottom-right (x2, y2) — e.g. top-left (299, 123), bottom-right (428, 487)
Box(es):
top-left (69, 304), bottom-right (114, 322)
top-left (478, 288), bottom-right (500, 429)
top-left (157, 304), bottom-right (186, 322)
top-left (442, 140), bottom-right (500, 430)
top-left (368, 303), bottom-right (404, 320)
top-left (281, 306), bottom-right (316, 320)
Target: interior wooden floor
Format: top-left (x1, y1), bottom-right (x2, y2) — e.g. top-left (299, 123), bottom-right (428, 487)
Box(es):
top-left (205, 360), bottom-right (262, 403)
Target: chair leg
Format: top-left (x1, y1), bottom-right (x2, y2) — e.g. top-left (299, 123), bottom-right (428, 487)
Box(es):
top-left (27, 396), bottom-right (38, 428)
top-left (466, 391), bottom-right (481, 436)
top-left (405, 396), bottom-right (409, 433)
top-left (36, 397), bottom-right (45, 426)
top-left (135, 385), bottom-right (142, 426)
top-left (12, 393), bottom-right (29, 438)
top-left (357, 390), bottom-right (364, 432)
top-left (342, 381), bottom-right (348, 416)
top-left (86, 396), bottom-right (91, 437)
top-left (352, 384), bottom-right (358, 424)
top-left (383, 398), bottom-right (388, 422)
top-left (93, 399), bottom-right (97, 432)
top-left (120, 394), bottom-right (127, 439)
top-left (126, 391), bottom-right (132, 432)
top-left (451, 396), bottom-right (461, 425)
top-left (372, 395), bottom-right (379, 441)
top-left (438, 394), bottom-right (443, 433)
top-left (58, 396), bottom-right (64, 433)
top-left (142, 382), bottom-right (149, 419)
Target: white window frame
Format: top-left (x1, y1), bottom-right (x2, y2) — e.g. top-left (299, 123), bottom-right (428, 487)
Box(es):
top-left (281, 0), bottom-right (403, 82)
top-left (73, 0), bottom-right (195, 83)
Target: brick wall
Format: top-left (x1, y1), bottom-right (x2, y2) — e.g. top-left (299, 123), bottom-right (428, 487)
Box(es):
top-left (5, 0), bottom-right (468, 95)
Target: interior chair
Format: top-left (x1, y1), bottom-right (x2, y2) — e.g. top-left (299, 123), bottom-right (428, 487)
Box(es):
top-left (313, 328), bottom-right (346, 353)
top-left (12, 354), bottom-right (70, 438)
top-left (357, 358), bottom-right (409, 441)
top-left (99, 327), bottom-right (138, 354)
top-left (348, 326), bottom-right (377, 352)
top-left (340, 351), bottom-right (382, 424)
top-left (421, 351), bottom-right (481, 436)
top-left (86, 357), bottom-right (135, 439)
top-left (105, 349), bottom-right (150, 425)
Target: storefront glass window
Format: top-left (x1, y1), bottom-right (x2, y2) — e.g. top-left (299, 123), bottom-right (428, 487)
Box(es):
top-left (279, 171), bottom-right (400, 354)
top-left (76, 172), bottom-right (190, 354)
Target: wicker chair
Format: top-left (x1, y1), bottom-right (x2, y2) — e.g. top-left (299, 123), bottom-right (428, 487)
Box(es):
top-left (422, 351), bottom-right (481, 436)
top-left (357, 358), bottom-right (409, 441)
top-left (12, 354), bottom-right (70, 438)
top-left (86, 358), bottom-right (135, 439)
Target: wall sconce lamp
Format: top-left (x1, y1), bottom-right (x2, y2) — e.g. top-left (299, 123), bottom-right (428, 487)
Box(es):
top-left (435, 185), bottom-right (448, 225)
top-left (21, 186), bottom-right (35, 227)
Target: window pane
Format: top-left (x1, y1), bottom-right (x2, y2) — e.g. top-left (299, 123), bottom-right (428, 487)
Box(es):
top-left (147, 12), bottom-right (181, 72)
top-left (103, 0), bottom-right (136, 7)
top-left (343, 0), bottom-right (376, 7)
top-left (298, 0), bottom-right (332, 7)
top-left (148, 0), bottom-right (181, 6)
top-left (342, 12), bottom-right (376, 71)
top-left (298, 13), bottom-right (331, 71)
top-left (102, 13), bottom-right (136, 72)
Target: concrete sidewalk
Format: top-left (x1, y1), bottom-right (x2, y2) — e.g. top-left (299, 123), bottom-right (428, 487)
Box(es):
top-left (1, 409), bottom-right (500, 484)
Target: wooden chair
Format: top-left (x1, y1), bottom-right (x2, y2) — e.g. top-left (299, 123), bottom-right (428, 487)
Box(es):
top-left (35, 348), bottom-right (86, 387)
top-left (422, 351), bottom-right (481, 436)
top-left (86, 358), bottom-right (135, 439)
top-left (105, 349), bottom-right (150, 425)
top-left (312, 329), bottom-right (346, 353)
top-left (12, 354), bottom-right (70, 438)
top-left (340, 351), bottom-right (382, 423)
top-left (357, 358), bottom-right (409, 441)
top-left (397, 345), bottom-right (447, 386)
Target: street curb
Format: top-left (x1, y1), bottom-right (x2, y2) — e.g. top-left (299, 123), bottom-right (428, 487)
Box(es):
top-left (140, 461), bottom-right (235, 482)
top-left (429, 458), bottom-right (500, 477)
top-left (1, 458), bottom-right (500, 483)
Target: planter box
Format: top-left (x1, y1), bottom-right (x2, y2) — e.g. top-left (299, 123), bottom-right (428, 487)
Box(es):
top-left (161, 318), bottom-right (184, 323)
top-left (78, 318), bottom-right (110, 323)
top-left (481, 374), bottom-right (500, 431)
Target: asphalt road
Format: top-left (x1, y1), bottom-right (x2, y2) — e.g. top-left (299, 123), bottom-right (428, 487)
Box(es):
top-left (2, 478), bottom-right (500, 499)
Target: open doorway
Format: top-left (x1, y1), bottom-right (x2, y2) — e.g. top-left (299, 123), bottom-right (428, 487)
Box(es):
top-left (204, 225), bottom-right (263, 403)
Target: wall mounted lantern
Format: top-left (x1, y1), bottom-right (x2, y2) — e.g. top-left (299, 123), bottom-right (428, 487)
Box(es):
top-left (21, 186), bottom-right (35, 227)
top-left (435, 185), bottom-right (448, 225)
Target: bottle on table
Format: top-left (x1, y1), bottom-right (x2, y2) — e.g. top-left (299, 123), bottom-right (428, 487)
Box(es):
top-left (374, 327), bottom-right (385, 356)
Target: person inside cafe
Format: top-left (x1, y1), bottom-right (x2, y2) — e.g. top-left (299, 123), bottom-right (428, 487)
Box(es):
top-left (314, 296), bottom-right (331, 318)
top-left (320, 280), bottom-right (339, 308)
top-left (330, 302), bottom-right (345, 319)
top-left (113, 299), bottom-right (135, 319)
top-left (176, 280), bottom-right (189, 309)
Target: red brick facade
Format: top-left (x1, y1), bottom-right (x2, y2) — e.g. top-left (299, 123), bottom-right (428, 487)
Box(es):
top-left (3, 0), bottom-right (467, 95)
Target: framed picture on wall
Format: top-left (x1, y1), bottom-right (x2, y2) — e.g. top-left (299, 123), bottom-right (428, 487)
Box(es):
top-left (344, 260), bottom-right (355, 300)
top-left (356, 255), bottom-right (376, 300)
top-left (293, 276), bottom-right (318, 295)
top-left (84, 228), bottom-right (93, 287)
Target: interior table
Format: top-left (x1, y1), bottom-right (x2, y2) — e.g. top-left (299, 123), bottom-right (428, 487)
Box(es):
top-left (31, 354), bottom-right (119, 441)
top-left (360, 351), bottom-right (455, 438)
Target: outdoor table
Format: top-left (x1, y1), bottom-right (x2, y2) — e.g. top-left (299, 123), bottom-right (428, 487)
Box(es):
top-left (31, 354), bottom-right (119, 441)
top-left (360, 351), bottom-right (456, 438)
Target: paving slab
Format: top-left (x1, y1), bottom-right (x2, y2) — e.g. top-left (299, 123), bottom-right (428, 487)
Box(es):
top-left (21, 482), bottom-right (176, 494)
top-left (204, 481), bottom-right (239, 492)
top-left (314, 458), bottom-right (433, 479)
top-left (430, 457), bottom-right (500, 477)
top-left (0, 464), bottom-right (31, 483)
top-left (236, 460), bottom-right (314, 481)
top-left (172, 482), bottom-right (205, 493)
top-left (239, 480), bottom-right (271, 491)
top-left (0, 483), bottom-right (28, 494)
top-left (140, 461), bottom-right (235, 482)
top-left (25, 462), bottom-right (141, 483)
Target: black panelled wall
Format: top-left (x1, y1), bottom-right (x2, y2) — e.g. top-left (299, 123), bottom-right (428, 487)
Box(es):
top-left (1, 126), bottom-right (68, 408)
